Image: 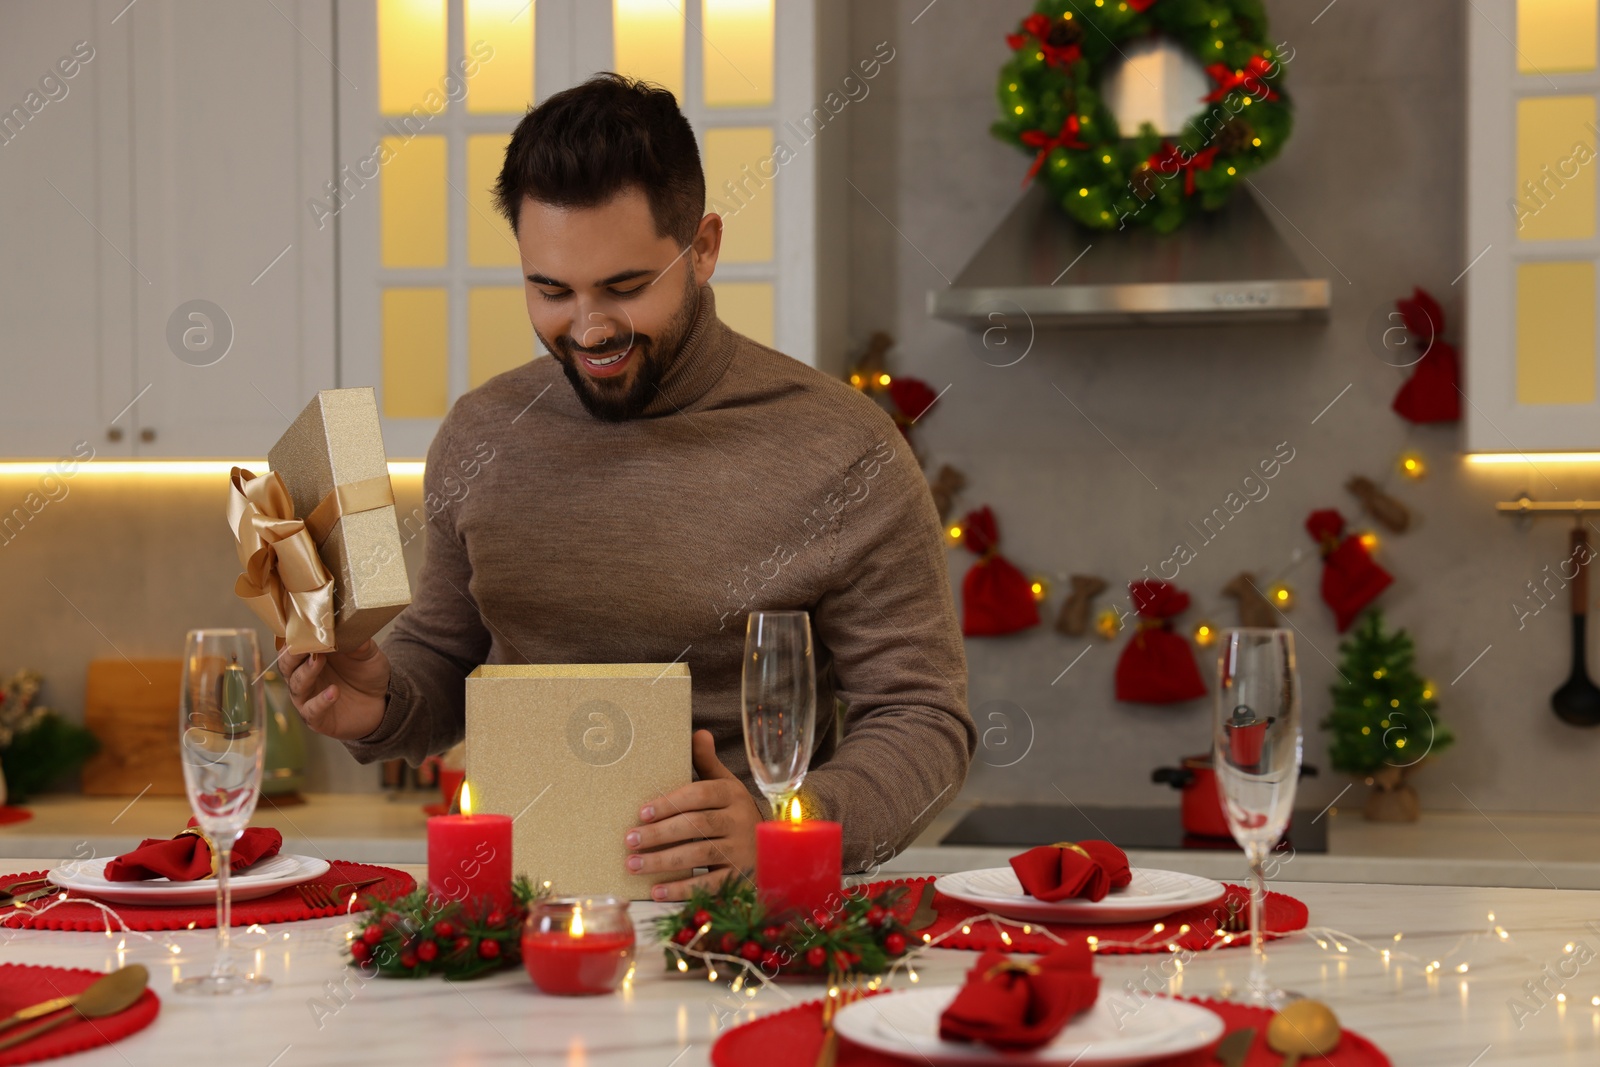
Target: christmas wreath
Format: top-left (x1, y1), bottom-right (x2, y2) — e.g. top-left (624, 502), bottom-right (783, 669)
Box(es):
top-left (658, 880), bottom-right (914, 982)
top-left (993, 0), bottom-right (1292, 233)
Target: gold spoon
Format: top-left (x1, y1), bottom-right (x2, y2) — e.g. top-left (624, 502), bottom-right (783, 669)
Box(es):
top-left (0, 965), bottom-right (148, 1052)
top-left (1265, 999), bottom-right (1342, 1066)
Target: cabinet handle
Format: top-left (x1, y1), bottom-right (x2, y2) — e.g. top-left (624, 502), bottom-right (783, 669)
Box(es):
top-left (140, 428), bottom-right (156, 443)
top-left (107, 427), bottom-right (124, 443)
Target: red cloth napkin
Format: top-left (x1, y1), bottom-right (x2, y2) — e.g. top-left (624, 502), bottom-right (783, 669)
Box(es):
top-left (105, 819), bottom-right (283, 882)
top-left (938, 944), bottom-right (1100, 1051)
top-left (1115, 580), bottom-right (1206, 703)
top-left (1009, 839), bottom-right (1132, 902)
top-left (1306, 509), bottom-right (1392, 632)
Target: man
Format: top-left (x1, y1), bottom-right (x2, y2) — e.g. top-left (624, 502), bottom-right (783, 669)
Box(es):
top-left (281, 74), bottom-right (972, 900)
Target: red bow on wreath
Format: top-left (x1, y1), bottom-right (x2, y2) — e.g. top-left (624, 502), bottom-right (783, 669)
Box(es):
top-left (887, 376), bottom-right (939, 437)
top-left (1114, 580), bottom-right (1207, 704)
top-left (1148, 144), bottom-right (1219, 197)
top-left (1021, 115), bottom-right (1089, 186)
top-left (1391, 287), bottom-right (1461, 423)
top-left (1203, 56), bottom-right (1281, 103)
top-left (959, 507), bottom-right (1039, 637)
top-left (1005, 13), bottom-right (1082, 69)
top-left (1306, 509), bottom-right (1392, 632)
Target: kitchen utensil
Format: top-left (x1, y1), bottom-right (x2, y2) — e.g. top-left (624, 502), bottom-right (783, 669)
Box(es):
top-left (1265, 999), bottom-right (1341, 1065)
top-left (1213, 1026), bottom-right (1256, 1067)
top-left (1214, 629), bottom-right (1301, 1008)
top-left (0, 992), bottom-right (76, 1036)
top-left (1154, 757), bottom-right (1318, 839)
top-left (0, 964), bottom-right (148, 1053)
top-left (295, 875), bottom-right (386, 910)
top-left (1552, 526), bottom-right (1600, 726)
top-left (814, 985), bottom-right (862, 1067)
top-left (907, 881), bottom-right (938, 931)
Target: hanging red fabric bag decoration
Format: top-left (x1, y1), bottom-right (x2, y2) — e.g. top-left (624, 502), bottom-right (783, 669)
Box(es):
top-left (960, 507), bottom-right (1039, 637)
top-left (1391, 287), bottom-right (1461, 423)
top-left (1307, 508), bottom-right (1392, 631)
top-left (1114, 580), bottom-right (1207, 704)
top-left (887, 376), bottom-right (939, 436)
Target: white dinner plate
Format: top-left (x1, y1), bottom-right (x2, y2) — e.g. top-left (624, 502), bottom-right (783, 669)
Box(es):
top-left (833, 986), bottom-right (1226, 1066)
top-left (47, 853), bottom-right (331, 906)
top-left (934, 867), bottom-right (1226, 923)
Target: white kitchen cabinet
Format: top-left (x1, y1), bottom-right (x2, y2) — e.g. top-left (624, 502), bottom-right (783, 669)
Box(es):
top-left (0, 0), bottom-right (336, 459)
top-left (0, 0), bottom-right (134, 459)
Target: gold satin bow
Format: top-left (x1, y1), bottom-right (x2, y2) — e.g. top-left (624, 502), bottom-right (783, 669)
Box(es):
top-left (228, 467), bottom-right (337, 655)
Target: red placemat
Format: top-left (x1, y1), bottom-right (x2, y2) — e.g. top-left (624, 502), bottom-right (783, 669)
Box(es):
top-left (0, 963), bottom-right (159, 1066)
top-left (0, 807), bottom-right (33, 826)
top-left (0, 861), bottom-right (414, 932)
top-left (863, 878), bottom-right (1308, 955)
top-left (711, 993), bottom-right (1391, 1067)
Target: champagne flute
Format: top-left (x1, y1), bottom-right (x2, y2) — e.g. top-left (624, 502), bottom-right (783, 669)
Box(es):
top-left (1214, 628), bottom-right (1301, 1008)
top-left (175, 629), bottom-right (270, 995)
top-left (741, 611), bottom-right (817, 819)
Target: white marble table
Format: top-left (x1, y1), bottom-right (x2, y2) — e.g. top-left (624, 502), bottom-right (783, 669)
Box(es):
top-left (0, 861), bottom-right (1595, 1065)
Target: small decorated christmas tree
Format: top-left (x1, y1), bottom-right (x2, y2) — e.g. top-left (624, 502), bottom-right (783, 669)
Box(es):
top-left (1321, 611), bottom-right (1453, 775)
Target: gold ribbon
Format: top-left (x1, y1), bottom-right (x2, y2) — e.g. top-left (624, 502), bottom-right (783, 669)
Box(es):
top-left (983, 959), bottom-right (1043, 980)
top-left (178, 825), bottom-right (220, 879)
top-left (303, 474), bottom-right (395, 547)
top-left (227, 467), bottom-right (337, 655)
top-left (1049, 841), bottom-right (1093, 860)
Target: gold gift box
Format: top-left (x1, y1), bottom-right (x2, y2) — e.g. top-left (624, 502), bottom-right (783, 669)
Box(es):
top-left (465, 663), bottom-right (692, 901)
top-left (268, 388), bottom-right (411, 650)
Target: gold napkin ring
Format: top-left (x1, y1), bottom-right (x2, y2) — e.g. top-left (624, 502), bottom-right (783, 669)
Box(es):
top-left (1049, 841), bottom-right (1092, 860)
top-left (178, 826), bottom-right (220, 878)
top-left (983, 959), bottom-right (1042, 980)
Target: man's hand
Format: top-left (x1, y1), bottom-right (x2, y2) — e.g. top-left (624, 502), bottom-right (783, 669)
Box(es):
top-left (279, 639), bottom-right (392, 741)
top-left (626, 729), bottom-right (763, 902)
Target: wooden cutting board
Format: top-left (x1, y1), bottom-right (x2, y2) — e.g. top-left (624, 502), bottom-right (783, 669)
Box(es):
top-left (80, 659), bottom-right (186, 796)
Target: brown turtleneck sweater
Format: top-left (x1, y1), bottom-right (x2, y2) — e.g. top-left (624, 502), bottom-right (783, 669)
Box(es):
top-left (346, 286), bottom-right (973, 870)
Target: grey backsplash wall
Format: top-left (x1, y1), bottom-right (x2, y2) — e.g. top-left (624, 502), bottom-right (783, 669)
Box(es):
top-left (2, 0), bottom-right (1597, 814)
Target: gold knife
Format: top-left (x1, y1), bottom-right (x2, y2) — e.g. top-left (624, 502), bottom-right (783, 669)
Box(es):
top-left (1214, 1026), bottom-right (1256, 1067)
top-left (906, 882), bottom-right (938, 931)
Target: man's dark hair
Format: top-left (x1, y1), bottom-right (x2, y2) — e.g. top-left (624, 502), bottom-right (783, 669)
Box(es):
top-left (494, 73), bottom-right (705, 246)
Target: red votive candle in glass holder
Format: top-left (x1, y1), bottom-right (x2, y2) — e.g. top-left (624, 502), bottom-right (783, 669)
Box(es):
top-left (755, 799), bottom-right (842, 920)
top-left (426, 780), bottom-right (514, 915)
top-left (522, 897), bottom-right (636, 995)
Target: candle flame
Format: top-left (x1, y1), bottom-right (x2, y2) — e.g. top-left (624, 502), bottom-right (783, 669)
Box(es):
top-left (788, 796), bottom-right (803, 823)
top-left (571, 907), bottom-right (585, 938)
top-left (460, 779), bottom-right (474, 817)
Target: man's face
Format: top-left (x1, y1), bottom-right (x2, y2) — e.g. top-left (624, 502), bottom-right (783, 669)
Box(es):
top-left (516, 186), bottom-right (719, 421)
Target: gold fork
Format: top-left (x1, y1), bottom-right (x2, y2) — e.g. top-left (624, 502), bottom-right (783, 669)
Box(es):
top-left (815, 982), bottom-right (864, 1067)
top-left (296, 876), bottom-right (385, 910)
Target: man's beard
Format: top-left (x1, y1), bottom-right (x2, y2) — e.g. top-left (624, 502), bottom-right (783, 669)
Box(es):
top-left (539, 275), bottom-right (700, 423)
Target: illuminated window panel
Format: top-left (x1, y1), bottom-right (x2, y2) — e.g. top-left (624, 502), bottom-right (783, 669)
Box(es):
top-left (465, 0), bottom-right (534, 113)
top-left (380, 136), bottom-right (448, 267)
top-left (704, 127), bottom-right (775, 263)
top-left (1518, 0), bottom-right (1598, 74)
top-left (613, 0), bottom-right (684, 100)
top-left (1517, 260), bottom-right (1596, 404)
top-left (378, 0), bottom-right (447, 115)
top-left (1515, 96), bottom-right (1597, 241)
top-left (704, 0), bottom-right (774, 108)
top-left (382, 288), bottom-right (451, 418)
top-left (714, 281), bottom-right (774, 346)
top-left (467, 134), bottom-right (520, 266)
top-left (468, 287), bottom-right (533, 388)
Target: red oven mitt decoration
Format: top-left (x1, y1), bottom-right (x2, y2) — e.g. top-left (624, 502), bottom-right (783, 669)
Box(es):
top-left (1114, 580), bottom-right (1206, 703)
top-left (105, 817), bottom-right (284, 882)
top-left (1307, 508), bottom-right (1392, 631)
top-left (1391, 287), bottom-right (1461, 423)
top-left (1009, 839), bottom-right (1131, 902)
top-left (960, 506), bottom-right (1040, 636)
top-left (939, 944), bottom-right (1100, 1052)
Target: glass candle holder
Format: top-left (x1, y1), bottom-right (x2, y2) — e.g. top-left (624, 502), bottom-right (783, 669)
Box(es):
top-left (522, 896), bottom-right (635, 995)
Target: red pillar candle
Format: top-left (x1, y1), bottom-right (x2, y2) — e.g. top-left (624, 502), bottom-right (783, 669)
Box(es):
top-left (427, 781), bottom-right (514, 915)
top-left (755, 806), bottom-right (842, 920)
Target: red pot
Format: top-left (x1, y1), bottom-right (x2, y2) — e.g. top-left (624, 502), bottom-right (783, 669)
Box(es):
top-left (1152, 756), bottom-right (1318, 839)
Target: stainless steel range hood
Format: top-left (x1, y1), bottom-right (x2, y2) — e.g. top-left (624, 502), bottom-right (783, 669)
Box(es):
top-left (927, 182), bottom-right (1331, 328)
